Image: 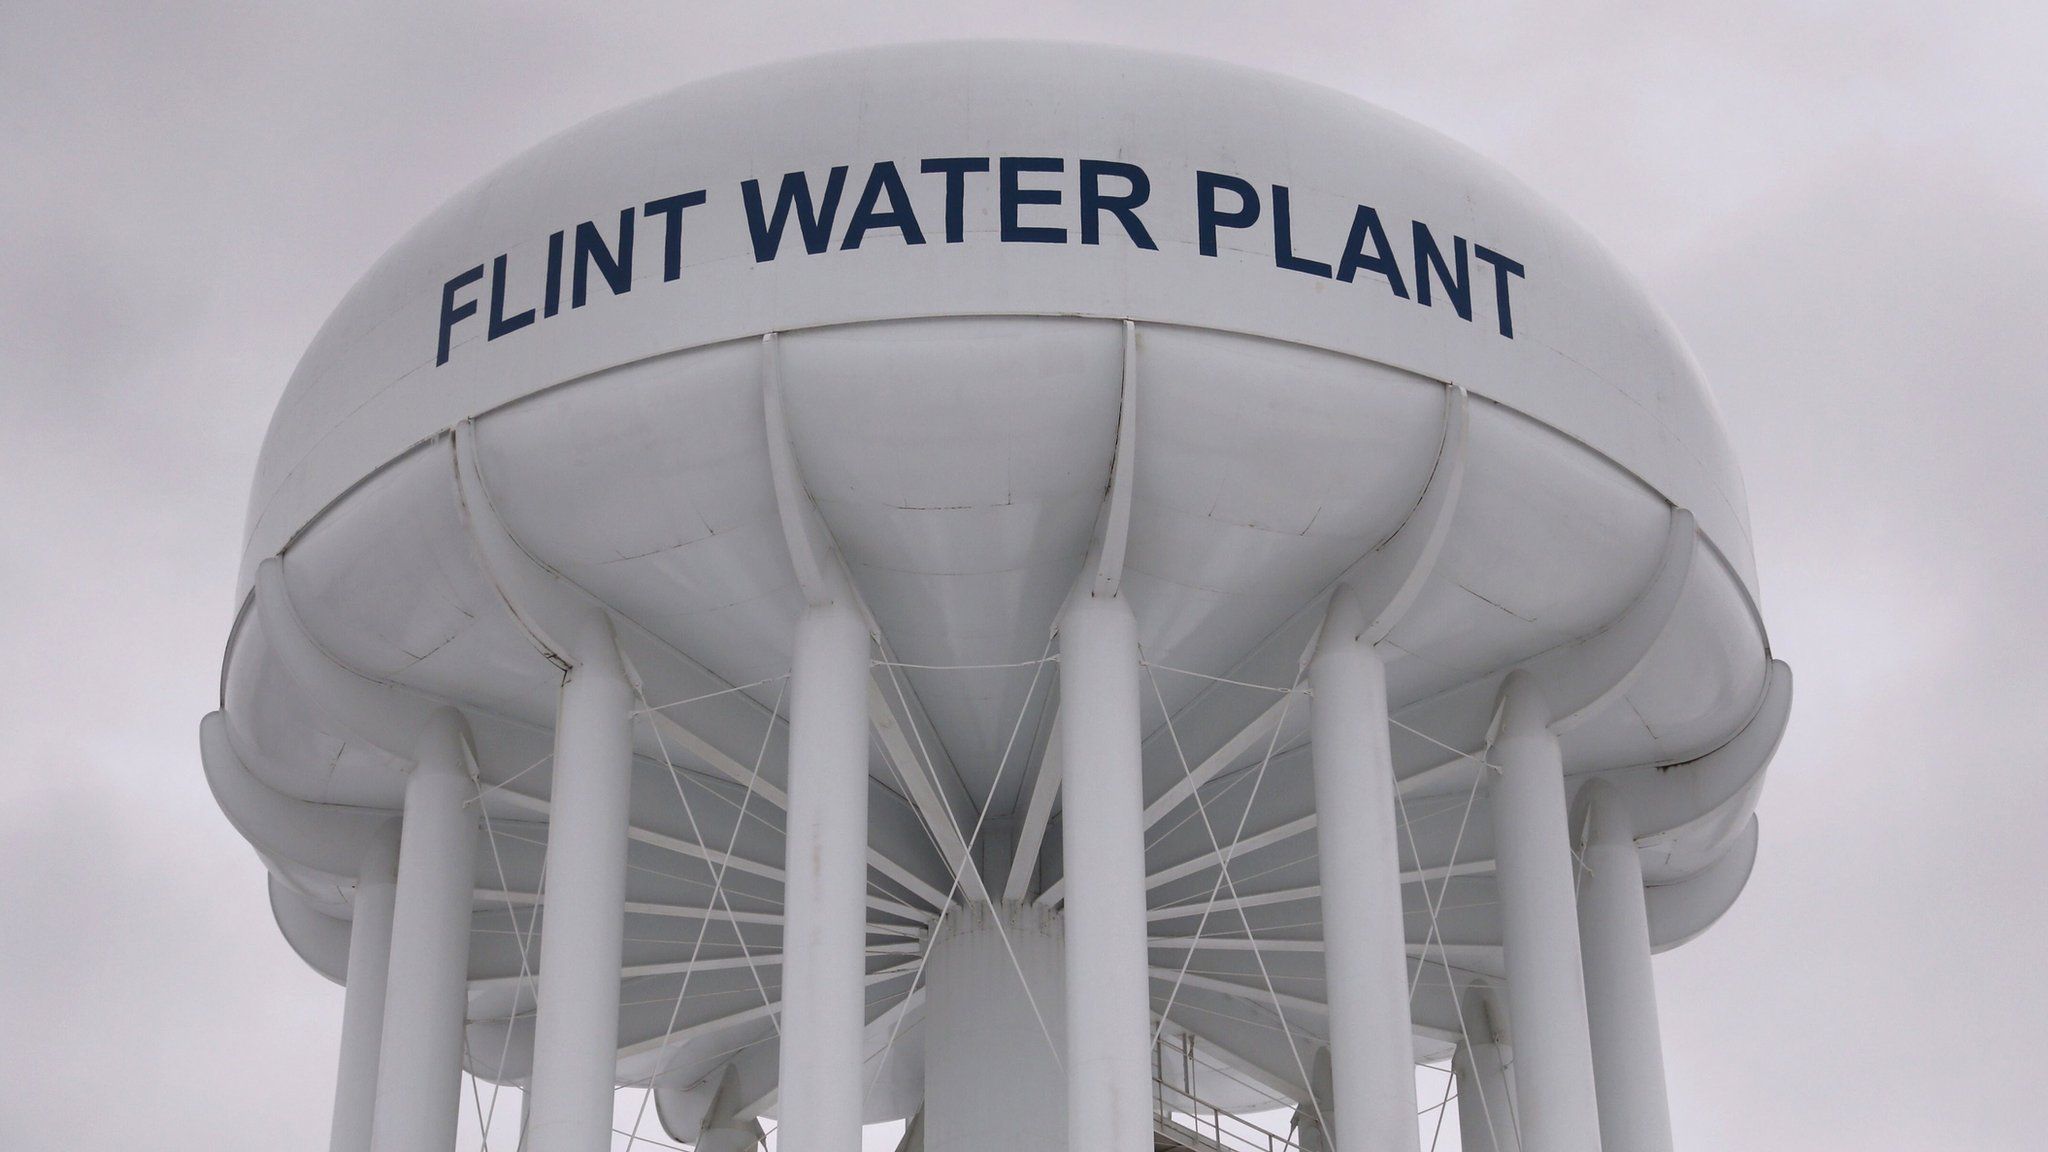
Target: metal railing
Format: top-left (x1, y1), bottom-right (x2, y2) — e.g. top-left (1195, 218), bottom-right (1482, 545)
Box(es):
top-left (1153, 1074), bottom-right (1304, 1152)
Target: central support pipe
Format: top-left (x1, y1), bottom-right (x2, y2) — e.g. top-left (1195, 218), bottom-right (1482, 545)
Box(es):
top-left (1308, 589), bottom-right (1420, 1152)
top-left (1578, 784), bottom-right (1674, 1152)
top-left (776, 598), bottom-right (873, 1152)
top-left (331, 821), bottom-right (400, 1152)
top-left (1057, 589), bottom-right (1153, 1152)
top-left (1486, 673), bottom-right (1602, 1152)
top-left (370, 714), bottom-right (478, 1152)
top-left (924, 901), bottom-right (1067, 1152)
top-left (525, 617), bottom-right (638, 1152)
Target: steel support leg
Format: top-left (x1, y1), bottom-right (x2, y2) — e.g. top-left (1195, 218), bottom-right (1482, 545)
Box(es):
top-left (370, 716), bottom-right (478, 1152)
top-left (1058, 590), bottom-right (1153, 1152)
top-left (1309, 590), bottom-right (1421, 1152)
top-left (1578, 784), bottom-right (1673, 1152)
top-left (331, 822), bottom-right (400, 1152)
top-left (525, 619), bottom-right (638, 1152)
top-left (1486, 673), bottom-right (1601, 1152)
top-left (776, 599), bottom-right (872, 1152)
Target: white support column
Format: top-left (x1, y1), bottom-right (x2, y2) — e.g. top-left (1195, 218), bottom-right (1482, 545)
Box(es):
top-left (1058, 589), bottom-right (1154, 1152)
top-left (776, 598), bottom-right (872, 1152)
top-left (331, 821), bottom-right (400, 1152)
top-left (1485, 672), bottom-right (1601, 1152)
top-left (1577, 783), bottom-right (1673, 1152)
top-left (1452, 984), bottom-right (1520, 1152)
top-left (1308, 589), bottom-right (1421, 1152)
top-left (525, 616), bottom-right (638, 1152)
top-left (924, 901), bottom-right (1066, 1152)
top-left (370, 714), bottom-right (478, 1152)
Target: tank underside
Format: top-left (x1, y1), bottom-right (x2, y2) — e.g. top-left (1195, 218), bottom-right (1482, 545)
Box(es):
top-left (214, 315), bottom-right (1781, 1133)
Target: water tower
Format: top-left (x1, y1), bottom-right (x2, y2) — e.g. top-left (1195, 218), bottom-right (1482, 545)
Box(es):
top-left (204, 41), bottom-right (1789, 1152)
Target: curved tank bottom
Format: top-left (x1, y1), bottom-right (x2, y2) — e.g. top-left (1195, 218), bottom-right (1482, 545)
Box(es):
top-left (218, 315), bottom-right (1779, 1107)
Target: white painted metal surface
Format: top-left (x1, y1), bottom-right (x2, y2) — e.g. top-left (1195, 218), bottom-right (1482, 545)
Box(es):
top-left (1578, 785), bottom-right (1675, 1152)
top-left (200, 40), bottom-right (1789, 1152)
top-left (525, 619), bottom-right (638, 1152)
top-left (776, 599), bottom-right (873, 1152)
top-left (1451, 985), bottom-right (1519, 1152)
top-left (1056, 588), bottom-right (1154, 1152)
top-left (369, 719), bottom-right (477, 1152)
top-left (1485, 674), bottom-right (1602, 1152)
top-left (330, 823), bottom-right (398, 1152)
top-left (923, 901), bottom-right (1066, 1152)
top-left (1307, 593), bottom-right (1419, 1152)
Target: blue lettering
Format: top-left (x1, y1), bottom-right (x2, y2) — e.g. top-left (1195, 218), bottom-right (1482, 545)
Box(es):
top-left (436, 264), bottom-right (484, 366)
top-left (1000, 157), bottom-right (1067, 244)
top-left (433, 159), bottom-right (1534, 363)
top-left (1412, 221), bottom-right (1471, 320)
top-left (1336, 206), bottom-right (1408, 298)
top-left (1474, 245), bottom-right (1524, 338)
top-left (572, 210), bottom-right (634, 308)
top-left (543, 231), bottom-right (564, 317)
top-left (842, 162), bottom-right (926, 250)
top-left (1271, 185), bottom-right (1332, 278)
top-left (742, 168), bottom-right (849, 261)
top-left (644, 191), bottom-right (708, 281)
top-left (920, 157), bottom-right (990, 243)
top-left (1079, 160), bottom-right (1157, 250)
top-left (1196, 172), bottom-right (1259, 257)
top-left (487, 253), bottom-right (535, 340)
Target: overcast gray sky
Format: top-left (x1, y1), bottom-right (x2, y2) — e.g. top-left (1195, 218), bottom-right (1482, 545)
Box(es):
top-left (3, 3), bottom-right (2044, 1149)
